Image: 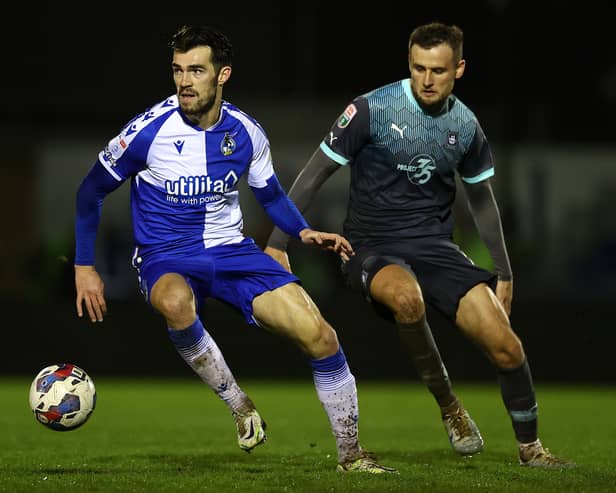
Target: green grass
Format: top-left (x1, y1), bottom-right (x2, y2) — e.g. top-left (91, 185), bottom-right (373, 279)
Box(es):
top-left (1, 378), bottom-right (614, 493)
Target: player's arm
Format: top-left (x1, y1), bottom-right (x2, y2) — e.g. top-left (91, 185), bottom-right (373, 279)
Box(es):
top-left (265, 98), bottom-right (368, 270)
top-left (251, 174), bottom-right (353, 261)
top-left (264, 148), bottom-right (340, 270)
top-left (74, 160), bottom-right (124, 322)
top-left (462, 178), bottom-right (513, 315)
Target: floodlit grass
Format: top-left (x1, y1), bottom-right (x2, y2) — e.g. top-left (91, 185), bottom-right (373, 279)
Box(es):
top-left (1, 378), bottom-right (614, 492)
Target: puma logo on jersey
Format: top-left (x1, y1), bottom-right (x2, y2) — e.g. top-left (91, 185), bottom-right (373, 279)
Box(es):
top-left (391, 123), bottom-right (407, 138)
top-left (328, 131), bottom-right (338, 145)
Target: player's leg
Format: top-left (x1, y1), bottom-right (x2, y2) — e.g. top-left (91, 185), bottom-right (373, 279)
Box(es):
top-left (456, 283), bottom-right (572, 467)
top-left (253, 283), bottom-right (396, 473)
top-left (369, 262), bottom-right (455, 407)
top-left (367, 260), bottom-right (483, 455)
top-left (150, 272), bottom-right (266, 451)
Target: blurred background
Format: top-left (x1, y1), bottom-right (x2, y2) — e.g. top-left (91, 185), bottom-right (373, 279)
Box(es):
top-left (1, 1), bottom-right (614, 383)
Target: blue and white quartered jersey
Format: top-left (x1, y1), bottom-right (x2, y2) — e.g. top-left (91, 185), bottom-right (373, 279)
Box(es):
top-left (97, 95), bottom-right (279, 256)
top-left (74, 94), bottom-right (310, 269)
top-left (75, 95), bottom-right (308, 317)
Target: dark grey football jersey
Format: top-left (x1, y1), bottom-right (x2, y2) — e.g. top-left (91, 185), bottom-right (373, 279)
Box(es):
top-left (320, 79), bottom-right (494, 247)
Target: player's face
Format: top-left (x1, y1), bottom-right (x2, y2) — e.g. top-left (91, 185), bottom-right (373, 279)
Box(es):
top-left (172, 46), bottom-right (230, 125)
top-left (408, 43), bottom-right (465, 113)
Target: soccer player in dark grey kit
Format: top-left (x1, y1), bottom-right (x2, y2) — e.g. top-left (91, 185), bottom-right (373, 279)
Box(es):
top-left (266, 21), bottom-right (571, 467)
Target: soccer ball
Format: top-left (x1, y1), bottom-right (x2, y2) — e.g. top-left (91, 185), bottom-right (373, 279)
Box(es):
top-left (28, 363), bottom-right (97, 431)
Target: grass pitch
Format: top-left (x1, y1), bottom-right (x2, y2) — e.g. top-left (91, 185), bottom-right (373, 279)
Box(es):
top-left (1, 378), bottom-right (614, 493)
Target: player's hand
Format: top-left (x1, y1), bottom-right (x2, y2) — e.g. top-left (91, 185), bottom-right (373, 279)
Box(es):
top-left (298, 228), bottom-right (354, 261)
top-left (264, 246), bottom-right (292, 273)
top-left (75, 265), bottom-right (107, 323)
top-left (496, 279), bottom-right (513, 316)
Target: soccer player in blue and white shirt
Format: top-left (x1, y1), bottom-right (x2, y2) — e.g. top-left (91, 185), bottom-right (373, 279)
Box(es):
top-left (266, 22), bottom-right (571, 468)
top-left (74, 25), bottom-right (395, 474)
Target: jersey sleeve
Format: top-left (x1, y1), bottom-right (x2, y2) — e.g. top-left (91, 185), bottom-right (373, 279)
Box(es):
top-left (74, 160), bottom-right (125, 265)
top-left (266, 147), bottom-right (340, 250)
top-left (458, 120), bottom-right (495, 184)
top-left (97, 124), bottom-right (151, 180)
top-left (75, 110), bottom-right (157, 264)
top-left (246, 124), bottom-right (275, 187)
top-left (251, 175), bottom-right (309, 239)
top-left (245, 122), bottom-right (309, 237)
top-left (319, 97), bottom-right (371, 166)
top-left (463, 180), bottom-right (512, 280)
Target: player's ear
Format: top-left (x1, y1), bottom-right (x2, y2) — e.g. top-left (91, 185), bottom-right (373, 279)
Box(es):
top-left (218, 66), bottom-right (232, 85)
top-left (455, 59), bottom-right (466, 79)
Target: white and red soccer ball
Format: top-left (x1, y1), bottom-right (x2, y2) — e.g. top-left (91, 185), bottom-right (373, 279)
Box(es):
top-left (28, 363), bottom-right (96, 431)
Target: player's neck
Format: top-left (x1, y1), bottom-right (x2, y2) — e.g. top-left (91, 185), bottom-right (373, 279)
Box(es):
top-left (198, 99), bottom-right (223, 129)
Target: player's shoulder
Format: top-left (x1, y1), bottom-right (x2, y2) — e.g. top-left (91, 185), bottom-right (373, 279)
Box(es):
top-left (221, 100), bottom-right (268, 137)
top-left (359, 79), bottom-right (411, 116)
top-left (447, 95), bottom-right (486, 148)
top-left (362, 79), bottom-right (407, 101)
top-left (222, 100), bottom-right (259, 125)
top-left (119, 94), bottom-right (179, 135)
top-left (149, 94), bottom-right (180, 114)
top-left (132, 94), bottom-right (178, 120)
top-left (447, 94), bottom-right (479, 123)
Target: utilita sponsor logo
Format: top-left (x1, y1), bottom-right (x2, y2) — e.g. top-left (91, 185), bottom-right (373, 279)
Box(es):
top-left (165, 171), bottom-right (239, 196)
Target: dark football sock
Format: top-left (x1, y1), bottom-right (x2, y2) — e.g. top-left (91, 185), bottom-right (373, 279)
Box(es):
top-left (397, 315), bottom-right (456, 409)
top-left (497, 358), bottom-right (538, 443)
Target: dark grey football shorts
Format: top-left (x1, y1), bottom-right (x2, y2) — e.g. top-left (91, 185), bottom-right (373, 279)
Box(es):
top-left (341, 236), bottom-right (497, 322)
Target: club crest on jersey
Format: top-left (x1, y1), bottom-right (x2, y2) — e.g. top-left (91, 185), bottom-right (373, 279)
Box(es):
top-left (337, 104), bottom-right (357, 128)
top-left (396, 154), bottom-right (437, 185)
top-left (221, 132), bottom-right (237, 156)
top-left (447, 131), bottom-right (458, 147)
top-left (103, 140), bottom-right (126, 166)
top-left (102, 146), bottom-right (117, 166)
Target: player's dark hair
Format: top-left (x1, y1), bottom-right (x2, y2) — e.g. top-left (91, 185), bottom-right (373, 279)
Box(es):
top-left (169, 25), bottom-right (233, 73)
top-left (409, 22), bottom-right (464, 62)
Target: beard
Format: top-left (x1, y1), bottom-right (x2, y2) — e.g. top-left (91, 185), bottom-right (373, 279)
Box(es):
top-left (178, 77), bottom-right (219, 124)
top-left (411, 86), bottom-right (448, 115)
top-left (417, 98), bottom-right (446, 114)
top-left (180, 93), bottom-right (216, 124)
top-left (182, 95), bottom-right (215, 121)
top-left (415, 95), bottom-right (447, 115)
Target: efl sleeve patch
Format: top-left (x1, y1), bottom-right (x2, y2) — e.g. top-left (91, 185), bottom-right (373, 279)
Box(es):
top-left (337, 103), bottom-right (357, 128)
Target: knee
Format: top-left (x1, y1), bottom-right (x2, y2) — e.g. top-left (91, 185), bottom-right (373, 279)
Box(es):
top-left (301, 318), bottom-right (339, 359)
top-left (491, 332), bottom-right (525, 369)
top-left (152, 288), bottom-right (194, 322)
top-left (390, 290), bottom-right (425, 324)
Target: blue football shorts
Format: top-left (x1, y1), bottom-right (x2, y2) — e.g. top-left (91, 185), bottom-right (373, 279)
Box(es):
top-left (341, 236), bottom-right (497, 322)
top-left (132, 238), bottom-right (300, 325)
